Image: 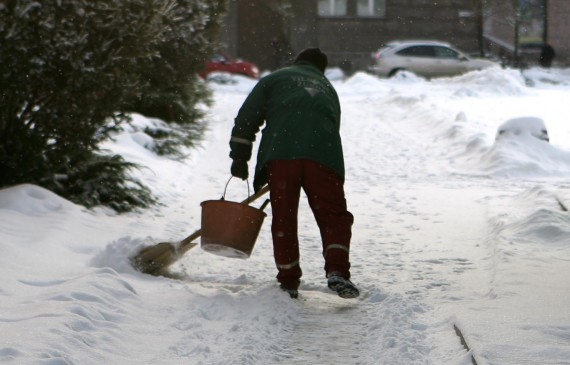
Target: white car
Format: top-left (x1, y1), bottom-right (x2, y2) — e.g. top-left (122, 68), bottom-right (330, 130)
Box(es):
top-left (496, 117), bottom-right (550, 142)
top-left (369, 40), bottom-right (499, 78)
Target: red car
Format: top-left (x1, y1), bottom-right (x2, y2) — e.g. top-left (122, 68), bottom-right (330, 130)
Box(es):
top-left (200, 54), bottom-right (260, 79)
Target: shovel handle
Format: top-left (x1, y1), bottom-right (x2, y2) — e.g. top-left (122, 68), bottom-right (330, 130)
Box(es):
top-left (177, 185), bottom-right (270, 254)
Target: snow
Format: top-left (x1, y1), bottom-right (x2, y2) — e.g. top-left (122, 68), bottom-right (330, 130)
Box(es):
top-left (1, 66), bottom-right (570, 364)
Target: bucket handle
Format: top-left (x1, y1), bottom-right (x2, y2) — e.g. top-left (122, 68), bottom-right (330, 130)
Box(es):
top-left (222, 176), bottom-right (252, 203)
top-left (259, 199), bottom-right (270, 211)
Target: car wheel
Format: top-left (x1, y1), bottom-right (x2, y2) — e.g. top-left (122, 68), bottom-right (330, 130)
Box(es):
top-left (388, 68), bottom-right (406, 77)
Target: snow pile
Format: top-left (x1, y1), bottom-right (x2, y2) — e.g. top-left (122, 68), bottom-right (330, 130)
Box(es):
top-left (346, 67), bottom-right (570, 181)
top-left (479, 185), bottom-right (570, 363)
top-left (455, 116), bottom-right (570, 178)
top-left (0, 184), bottom-right (75, 216)
top-left (522, 67), bottom-right (570, 87)
top-left (436, 67), bottom-right (528, 97)
top-left (489, 186), bottom-right (570, 246)
top-left (90, 236), bottom-right (154, 274)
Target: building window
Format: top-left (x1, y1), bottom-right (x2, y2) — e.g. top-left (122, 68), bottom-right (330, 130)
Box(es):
top-left (318, 0), bottom-right (347, 17)
top-left (519, 0), bottom-right (545, 45)
top-left (357, 0), bottom-right (386, 17)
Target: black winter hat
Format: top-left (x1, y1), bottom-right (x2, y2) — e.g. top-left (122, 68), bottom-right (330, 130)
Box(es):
top-left (294, 48), bottom-right (328, 73)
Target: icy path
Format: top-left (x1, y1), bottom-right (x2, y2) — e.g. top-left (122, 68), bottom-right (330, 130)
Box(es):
top-left (104, 80), bottom-right (567, 365)
top-left (276, 292), bottom-right (370, 364)
top-left (166, 89), bottom-right (497, 364)
top-left (132, 84), bottom-right (568, 364)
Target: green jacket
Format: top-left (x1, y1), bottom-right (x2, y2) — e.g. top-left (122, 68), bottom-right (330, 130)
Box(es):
top-left (230, 61), bottom-right (344, 192)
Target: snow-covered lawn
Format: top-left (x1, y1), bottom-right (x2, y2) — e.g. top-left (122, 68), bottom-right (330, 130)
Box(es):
top-left (1, 67), bottom-right (569, 365)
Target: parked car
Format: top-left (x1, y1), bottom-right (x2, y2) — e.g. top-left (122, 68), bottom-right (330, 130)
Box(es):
top-left (200, 54), bottom-right (260, 79)
top-left (369, 40), bottom-right (499, 78)
top-left (496, 117), bottom-right (549, 142)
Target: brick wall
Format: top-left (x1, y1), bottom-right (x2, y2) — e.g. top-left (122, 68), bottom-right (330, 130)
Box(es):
top-left (548, 0), bottom-right (570, 65)
top-left (226, 0), bottom-right (482, 72)
top-left (299, 0), bottom-right (482, 72)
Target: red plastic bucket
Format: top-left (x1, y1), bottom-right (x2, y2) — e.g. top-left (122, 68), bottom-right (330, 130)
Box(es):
top-left (200, 199), bottom-right (267, 259)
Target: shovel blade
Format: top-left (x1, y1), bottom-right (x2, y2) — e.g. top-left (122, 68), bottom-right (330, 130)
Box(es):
top-left (131, 241), bottom-right (196, 275)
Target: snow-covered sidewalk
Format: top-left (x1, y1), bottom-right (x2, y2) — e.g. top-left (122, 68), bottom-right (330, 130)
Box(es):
top-left (1, 67), bottom-right (570, 364)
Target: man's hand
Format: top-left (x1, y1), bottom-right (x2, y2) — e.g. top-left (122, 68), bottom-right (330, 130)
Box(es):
top-left (231, 159), bottom-right (248, 180)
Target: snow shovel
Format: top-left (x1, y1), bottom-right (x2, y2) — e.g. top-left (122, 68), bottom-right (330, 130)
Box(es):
top-left (131, 184), bottom-right (270, 276)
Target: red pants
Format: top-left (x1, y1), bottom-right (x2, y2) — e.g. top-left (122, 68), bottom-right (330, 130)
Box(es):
top-left (267, 159), bottom-right (354, 290)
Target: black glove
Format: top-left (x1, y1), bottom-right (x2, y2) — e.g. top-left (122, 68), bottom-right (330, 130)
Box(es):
top-left (231, 159), bottom-right (248, 180)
